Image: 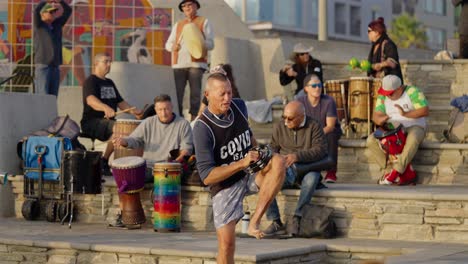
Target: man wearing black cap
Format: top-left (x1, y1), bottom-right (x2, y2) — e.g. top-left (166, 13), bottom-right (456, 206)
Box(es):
top-left (366, 75), bottom-right (429, 185)
top-left (165, 0), bottom-right (214, 121)
top-left (34, 0), bottom-right (72, 96)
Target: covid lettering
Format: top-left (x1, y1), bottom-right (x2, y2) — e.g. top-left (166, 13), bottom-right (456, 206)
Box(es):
top-left (220, 130), bottom-right (251, 161)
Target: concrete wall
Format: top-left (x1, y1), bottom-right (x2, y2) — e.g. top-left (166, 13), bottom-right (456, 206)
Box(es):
top-left (0, 93), bottom-right (57, 174)
top-left (210, 37), bottom-right (265, 100)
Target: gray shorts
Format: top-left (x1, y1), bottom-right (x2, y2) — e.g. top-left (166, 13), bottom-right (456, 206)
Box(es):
top-left (212, 174), bottom-right (259, 229)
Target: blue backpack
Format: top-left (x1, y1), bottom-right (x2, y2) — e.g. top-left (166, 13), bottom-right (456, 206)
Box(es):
top-left (22, 136), bottom-right (73, 181)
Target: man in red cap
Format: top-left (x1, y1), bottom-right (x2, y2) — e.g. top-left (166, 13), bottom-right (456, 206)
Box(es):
top-left (165, 0), bottom-right (214, 121)
top-left (366, 75), bottom-right (429, 185)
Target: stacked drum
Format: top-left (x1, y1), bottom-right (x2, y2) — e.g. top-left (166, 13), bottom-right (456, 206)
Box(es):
top-left (324, 76), bottom-right (382, 136)
top-left (111, 156), bottom-right (147, 226)
top-left (113, 119), bottom-right (144, 159)
top-left (153, 162), bottom-right (182, 232)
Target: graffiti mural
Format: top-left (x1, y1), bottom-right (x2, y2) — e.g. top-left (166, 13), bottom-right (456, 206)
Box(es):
top-left (2, 0), bottom-right (172, 87)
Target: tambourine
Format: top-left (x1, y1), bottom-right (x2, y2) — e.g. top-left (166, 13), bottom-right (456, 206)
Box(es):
top-left (244, 145), bottom-right (273, 174)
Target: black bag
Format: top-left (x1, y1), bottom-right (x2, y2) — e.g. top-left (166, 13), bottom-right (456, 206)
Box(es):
top-left (30, 115), bottom-right (80, 140)
top-left (298, 204), bottom-right (337, 239)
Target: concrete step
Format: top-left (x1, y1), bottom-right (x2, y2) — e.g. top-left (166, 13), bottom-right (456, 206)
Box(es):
top-left (1, 216), bottom-right (467, 264)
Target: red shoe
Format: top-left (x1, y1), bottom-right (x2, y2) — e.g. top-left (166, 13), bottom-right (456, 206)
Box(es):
top-left (397, 164), bottom-right (417, 185)
top-left (324, 170), bottom-right (337, 183)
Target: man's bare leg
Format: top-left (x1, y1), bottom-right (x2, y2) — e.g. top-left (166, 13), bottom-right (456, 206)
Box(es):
top-left (248, 154), bottom-right (285, 239)
top-left (103, 141), bottom-right (114, 160)
top-left (216, 221), bottom-right (236, 264)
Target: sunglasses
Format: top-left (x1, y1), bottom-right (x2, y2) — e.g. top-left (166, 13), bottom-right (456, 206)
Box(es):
top-left (297, 52), bottom-right (308, 56)
top-left (281, 115), bottom-right (296, 122)
top-left (367, 29), bottom-right (373, 33)
top-left (306, 83), bottom-right (323, 89)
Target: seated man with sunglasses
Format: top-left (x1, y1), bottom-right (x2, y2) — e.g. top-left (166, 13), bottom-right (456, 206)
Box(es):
top-left (297, 74), bottom-right (342, 183)
top-left (264, 100), bottom-right (327, 236)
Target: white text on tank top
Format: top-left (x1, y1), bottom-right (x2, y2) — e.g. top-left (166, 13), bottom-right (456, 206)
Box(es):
top-left (384, 92), bottom-right (426, 128)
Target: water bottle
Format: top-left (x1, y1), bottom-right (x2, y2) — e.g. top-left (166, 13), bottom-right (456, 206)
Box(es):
top-left (241, 212), bottom-right (250, 234)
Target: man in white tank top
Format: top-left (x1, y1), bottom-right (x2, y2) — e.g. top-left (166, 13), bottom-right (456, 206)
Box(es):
top-left (366, 75), bottom-right (429, 185)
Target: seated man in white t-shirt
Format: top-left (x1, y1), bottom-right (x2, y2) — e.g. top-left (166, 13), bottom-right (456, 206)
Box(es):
top-left (366, 75), bottom-right (429, 185)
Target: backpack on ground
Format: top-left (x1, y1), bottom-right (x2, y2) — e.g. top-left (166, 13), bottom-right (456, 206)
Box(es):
top-left (444, 108), bottom-right (468, 143)
top-left (297, 204), bottom-right (337, 239)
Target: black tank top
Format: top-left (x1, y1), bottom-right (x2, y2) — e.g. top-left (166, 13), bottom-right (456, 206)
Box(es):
top-left (198, 101), bottom-right (252, 196)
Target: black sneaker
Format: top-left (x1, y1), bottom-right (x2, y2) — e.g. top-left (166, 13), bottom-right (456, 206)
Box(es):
top-left (101, 158), bottom-right (112, 176)
top-left (109, 214), bottom-right (125, 228)
top-left (263, 221), bottom-right (287, 236)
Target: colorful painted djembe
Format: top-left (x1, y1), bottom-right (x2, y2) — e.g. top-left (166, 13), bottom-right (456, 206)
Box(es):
top-left (153, 162), bottom-right (181, 232)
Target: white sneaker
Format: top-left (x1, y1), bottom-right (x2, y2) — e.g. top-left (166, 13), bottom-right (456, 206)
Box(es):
top-left (379, 178), bottom-right (393, 185)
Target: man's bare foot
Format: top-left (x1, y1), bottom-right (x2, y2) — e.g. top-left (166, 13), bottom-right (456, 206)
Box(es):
top-left (248, 224), bottom-right (264, 239)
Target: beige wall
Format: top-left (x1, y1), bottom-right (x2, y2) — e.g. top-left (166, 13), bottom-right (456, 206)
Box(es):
top-left (0, 93), bottom-right (58, 174)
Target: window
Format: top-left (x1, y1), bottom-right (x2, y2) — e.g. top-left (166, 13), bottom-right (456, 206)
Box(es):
top-left (426, 27), bottom-right (446, 50)
top-left (392, 0), bottom-right (402, 15)
top-left (334, 3), bottom-right (346, 34)
top-left (424, 0), bottom-right (446, 16)
top-left (371, 10), bottom-right (381, 21)
top-left (350, 6), bottom-right (361, 36)
top-left (274, 0), bottom-right (299, 27)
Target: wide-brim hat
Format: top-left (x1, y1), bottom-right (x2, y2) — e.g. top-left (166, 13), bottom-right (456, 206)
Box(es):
top-left (293, 43), bottom-right (314, 54)
top-left (378, 75), bottom-right (402, 96)
top-left (178, 0), bottom-right (201, 12)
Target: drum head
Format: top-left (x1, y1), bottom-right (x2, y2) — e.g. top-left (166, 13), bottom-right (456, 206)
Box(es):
top-left (182, 23), bottom-right (205, 59)
top-left (112, 156), bottom-right (145, 169)
top-left (350, 76), bottom-right (373, 81)
top-left (154, 162), bottom-right (181, 171)
top-left (116, 119), bottom-right (142, 124)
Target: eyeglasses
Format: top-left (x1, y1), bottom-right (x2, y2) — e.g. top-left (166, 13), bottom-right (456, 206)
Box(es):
top-left (281, 115), bottom-right (296, 122)
top-left (181, 3), bottom-right (194, 8)
top-left (306, 83), bottom-right (323, 89)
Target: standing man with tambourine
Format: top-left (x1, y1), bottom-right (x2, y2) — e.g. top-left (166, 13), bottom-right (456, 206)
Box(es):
top-left (193, 68), bottom-right (285, 264)
top-left (366, 75), bottom-right (429, 185)
top-left (165, 0), bottom-right (214, 121)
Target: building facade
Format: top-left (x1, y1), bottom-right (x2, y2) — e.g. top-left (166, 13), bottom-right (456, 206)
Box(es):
top-left (225, 0), bottom-right (457, 50)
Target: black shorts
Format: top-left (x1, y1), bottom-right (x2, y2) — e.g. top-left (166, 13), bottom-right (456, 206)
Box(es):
top-left (81, 118), bottom-right (115, 141)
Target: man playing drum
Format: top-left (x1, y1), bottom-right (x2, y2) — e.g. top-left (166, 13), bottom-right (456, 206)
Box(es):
top-left (366, 75), bottom-right (429, 185)
top-left (193, 69), bottom-right (285, 264)
top-left (263, 101), bottom-right (327, 237)
top-left (80, 53), bottom-right (142, 176)
top-left (113, 94), bottom-right (193, 183)
top-left (165, 0), bottom-right (214, 121)
top-left (111, 94), bottom-right (192, 227)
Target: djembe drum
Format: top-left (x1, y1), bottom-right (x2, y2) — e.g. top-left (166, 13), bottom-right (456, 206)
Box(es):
top-left (324, 79), bottom-right (349, 123)
top-left (348, 77), bottom-right (373, 122)
top-left (111, 156), bottom-right (146, 225)
top-left (153, 162), bottom-right (182, 232)
top-left (113, 119), bottom-right (143, 159)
